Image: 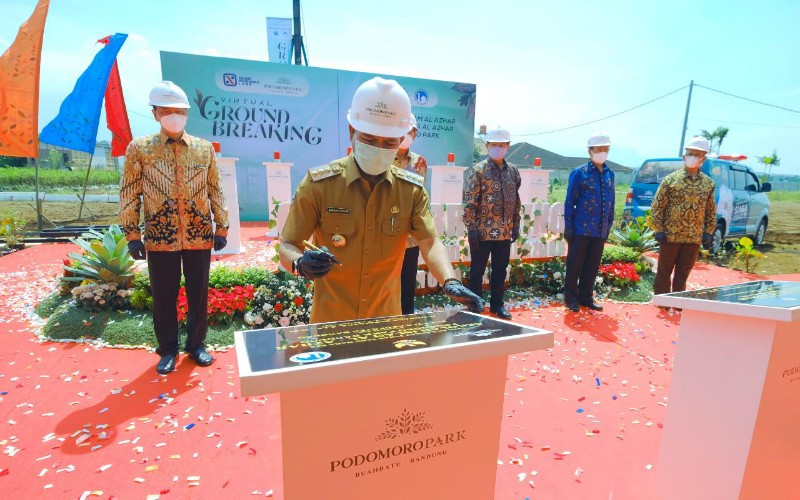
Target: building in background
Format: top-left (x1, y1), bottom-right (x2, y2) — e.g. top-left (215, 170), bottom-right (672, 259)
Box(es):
top-left (33, 141), bottom-right (121, 171)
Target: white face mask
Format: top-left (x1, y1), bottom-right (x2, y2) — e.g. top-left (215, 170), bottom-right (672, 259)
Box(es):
top-left (399, 134), bottom-right (413, 150)
top-left (353, 140), bottom-right (398, 176)
top-left (160, 113), bottom-right (187, 134)
top-left (684, 154), bottom-right (702, 169)
top-left (488, 145), bottom-right (508, 162)
top-left (592, 151), bottom-right (608, 164)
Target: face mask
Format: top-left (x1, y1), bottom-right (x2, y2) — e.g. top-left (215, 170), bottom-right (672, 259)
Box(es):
top-left (160, 113), bottom-right (187, 134)
top-left (399, 134), bottom-right (413, 150)
top-left (684, 154), bottom-right (702, 169)
top-left (353, 140), bottom-right (398, 176)
top-left (488, 146), bottom-right (508, 161)
top-left (592, 151), bottom-right (608, 164)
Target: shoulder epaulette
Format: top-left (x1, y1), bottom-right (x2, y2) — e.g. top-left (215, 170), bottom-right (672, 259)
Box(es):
top-left (309, 164), bottom-right (342, 182)
top-left (392, 166), bottom-right (424, 187)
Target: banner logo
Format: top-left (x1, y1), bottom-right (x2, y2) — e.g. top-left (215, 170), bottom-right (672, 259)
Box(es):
top-left (223, 73), bottom-right (237, 87)
top-left (289, 351), bottom-right (331, 364)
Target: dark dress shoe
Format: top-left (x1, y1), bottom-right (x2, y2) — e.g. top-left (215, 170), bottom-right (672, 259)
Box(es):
top-left (581, 301), bottom-right (604, 311)
top-left (566, 302), bottom-right (580, 313)
top-left (156, 354), bottom-right (178, 375)
top-left (490, 306), bottom-right (512, 320)
top-left (187, 347), bottom-right (214, 367)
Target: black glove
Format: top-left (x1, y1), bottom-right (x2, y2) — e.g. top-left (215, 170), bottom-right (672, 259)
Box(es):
top-left (702, 232), bottom-right (712, 248)
top-left (564, 227), bottom-right (573, 244)
top-left (127, 240), bottom-right (146, 260)
top-left (213, 235), bottom-right (227, 251)
top-left (296, 246), bottom-right (335, 280)
top-left (467, 230), bottom-right (480, 251)
top-left (654, 232), bottom-right (666, 243)
top-left (511, 226), bottom-right (520, 241)
top-left (442, 278), bottom-right (485, 313)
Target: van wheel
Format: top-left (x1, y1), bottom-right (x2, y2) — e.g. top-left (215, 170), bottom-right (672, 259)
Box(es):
top-left (711, 223), bottom-right (725, 254)
top-left (755, 218), bottom-right (767, 246)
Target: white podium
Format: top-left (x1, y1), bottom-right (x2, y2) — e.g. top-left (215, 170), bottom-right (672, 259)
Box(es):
top-left (654, 280), bottom-right (800, 499)
top-left (264, 161), bottom-right (293, 237)
top-left (235, 311), bottom-right (553, 499)
top-left (212, 156), bottom-right (243, 255)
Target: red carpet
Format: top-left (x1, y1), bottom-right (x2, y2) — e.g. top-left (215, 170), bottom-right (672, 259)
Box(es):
top-left (0, 227), bottom-right (796, 499)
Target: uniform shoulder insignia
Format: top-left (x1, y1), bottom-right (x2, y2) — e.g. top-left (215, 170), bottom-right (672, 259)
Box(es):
top-left (392, 166), bottom-right (424, 187)
top-left (309, 164), bottom-right (342, 182)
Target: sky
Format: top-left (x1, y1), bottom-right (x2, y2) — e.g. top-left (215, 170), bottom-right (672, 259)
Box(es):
top-left (2, 0), bottom-right (799, 176)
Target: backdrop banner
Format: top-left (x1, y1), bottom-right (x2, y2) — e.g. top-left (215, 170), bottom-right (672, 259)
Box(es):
top-left (161, 51), bottom-right (476, 220)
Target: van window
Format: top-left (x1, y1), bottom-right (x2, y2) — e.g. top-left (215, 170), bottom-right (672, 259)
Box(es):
top-left (634, 160), bottom-right (684, 184)
top-left (744, 171), bottom-right (760, 191)
top-left (709, 163), bottom-right (729, 188)
top-left (731, 169), bottom-right (748, 190)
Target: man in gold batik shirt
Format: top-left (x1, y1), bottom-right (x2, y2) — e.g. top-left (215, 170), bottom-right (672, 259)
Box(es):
top-left (120, 81), bottom-right (229, 375)
top-left (279, 77), bottom-right (483, 324)
top-left (650, 136), bottom-right (716, 297)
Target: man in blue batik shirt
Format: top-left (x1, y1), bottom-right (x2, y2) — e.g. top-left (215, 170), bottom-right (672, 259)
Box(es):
top-left (563, 132), bottom-right (615, 313)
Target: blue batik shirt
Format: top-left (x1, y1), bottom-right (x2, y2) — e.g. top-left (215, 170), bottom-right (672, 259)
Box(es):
top-left (564, 161), bottom-right (615, 239)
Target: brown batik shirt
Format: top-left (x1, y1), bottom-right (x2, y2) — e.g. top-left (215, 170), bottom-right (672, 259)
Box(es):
top-left (119, 131), bottom-right (229, 251)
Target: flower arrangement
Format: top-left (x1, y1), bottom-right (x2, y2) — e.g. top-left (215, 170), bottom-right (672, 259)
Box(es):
top-left (71, 282), bottom-right (133, 311)
top-left (598, 262), bottom-right (641, 289)
top-left (176, 285), bottom-right (255, 325)
top-left (244, 275), bottom-right (313, 328)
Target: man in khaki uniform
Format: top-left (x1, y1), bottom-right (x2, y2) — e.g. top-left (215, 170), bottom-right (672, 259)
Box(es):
top-left (279, 77), bottom-right (483, 324)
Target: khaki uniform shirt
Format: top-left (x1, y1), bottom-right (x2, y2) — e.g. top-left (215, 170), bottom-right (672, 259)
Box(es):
top-left (120, 132), bottom-right (229, 251)
top-left (393, 151), bottom-right (427, 249)
top-left (463, 159), bottom-right (522, 240)
top-left (281, 155), bottom-right (437, 324)
top-left (650, 169), bottom-right (716, 244)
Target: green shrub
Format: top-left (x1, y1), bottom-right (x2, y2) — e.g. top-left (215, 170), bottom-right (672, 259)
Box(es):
top-left (133, 270), bottom-right (151, 293)
top-left (601, 245), bottom-right (640, 264)
top-left (129, 289), bottom-right (153, 310)
top-left (209, 265), bottom-right (275, 288)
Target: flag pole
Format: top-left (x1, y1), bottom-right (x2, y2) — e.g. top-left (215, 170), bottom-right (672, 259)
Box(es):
top-left (77, 154), bottom-right (94, 220)
top-left (34, 156), bottom-right (43, 232)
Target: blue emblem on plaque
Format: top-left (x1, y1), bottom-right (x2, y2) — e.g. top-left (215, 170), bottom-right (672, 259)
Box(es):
top-left (289, 351), bottom-right (331, 364)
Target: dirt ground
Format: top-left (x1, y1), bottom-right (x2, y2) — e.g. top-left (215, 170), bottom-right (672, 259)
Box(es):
top-left (5, 199), bottom-right (799, 275)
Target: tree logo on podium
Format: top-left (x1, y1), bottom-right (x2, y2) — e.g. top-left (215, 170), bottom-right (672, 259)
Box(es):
top-left (375, 408), bottom-right (433, 441)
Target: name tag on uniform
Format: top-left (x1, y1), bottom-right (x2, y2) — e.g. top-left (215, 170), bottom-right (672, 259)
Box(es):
top-left (326, 207), bottom-right (351, 215)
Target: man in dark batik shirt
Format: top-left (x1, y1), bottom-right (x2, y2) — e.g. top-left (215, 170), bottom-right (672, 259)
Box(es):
top-left (563, 132), bottom-right (615, 312)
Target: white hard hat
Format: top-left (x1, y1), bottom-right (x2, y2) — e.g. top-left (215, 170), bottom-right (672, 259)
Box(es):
top-left (587, 132), bottom-right (611, 147)
top-left (347, 77), bottom-right (412, 138)
top-left (486, 127), bottom-right (511, 143)
top-left (685, 136), bottom-right (711, 153)
top-left (149, 81), bottom-right (190, 108)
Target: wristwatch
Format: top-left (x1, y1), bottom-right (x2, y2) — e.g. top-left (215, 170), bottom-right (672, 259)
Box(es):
top-left (291, 256), bottom-right (302, 276)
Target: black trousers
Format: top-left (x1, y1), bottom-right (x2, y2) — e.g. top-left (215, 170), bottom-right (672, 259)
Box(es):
top-left (654, 242), bottom-right (700, 295)
top-left (468, 239), bottom-right (511, 310)
top-left (147, 250), bottom-right (211, 356)
top-left (400, 246), bottom-right (420, 315)
top-left (564, 235), bottom-right (605, 306)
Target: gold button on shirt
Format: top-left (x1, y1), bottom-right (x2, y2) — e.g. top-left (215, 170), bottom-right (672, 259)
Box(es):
top-left (281, 155), bottom-right (437, 324)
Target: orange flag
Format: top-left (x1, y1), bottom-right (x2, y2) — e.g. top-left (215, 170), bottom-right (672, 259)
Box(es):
top-left (0, 0), bottom-right (50, 158)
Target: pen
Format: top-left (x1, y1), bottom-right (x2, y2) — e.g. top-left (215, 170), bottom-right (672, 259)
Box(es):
top-left (391, 217), bottom-right (395, 232)
top-left (302, 240), bottom-right (343, 266)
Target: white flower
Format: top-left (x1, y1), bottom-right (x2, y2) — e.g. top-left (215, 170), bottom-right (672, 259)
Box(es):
top-left (595, 277), bottom-right (603, 284)
top-left (556, 293), bottom-right (564, 300)
top-left (254, 316), bottom-right (264, 325)
top-left (262, 304), bottom-right (272, 312)
top-left (554, 272), bottom-right (562, 279)
top-left (278, 317), bottom-right (291, 327)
